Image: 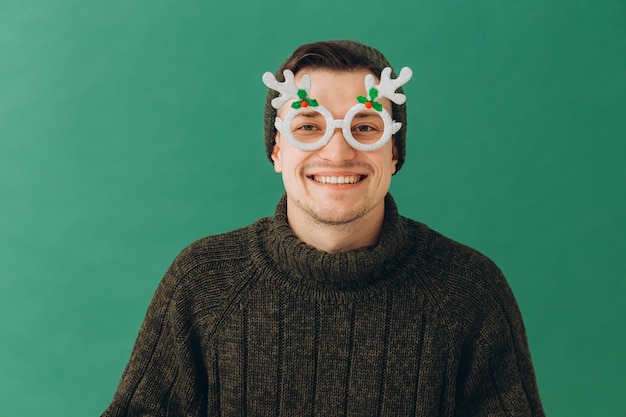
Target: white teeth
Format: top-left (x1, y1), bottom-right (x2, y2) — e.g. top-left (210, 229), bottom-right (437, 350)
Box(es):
top-left (312, 175), bottom-right (362, 184)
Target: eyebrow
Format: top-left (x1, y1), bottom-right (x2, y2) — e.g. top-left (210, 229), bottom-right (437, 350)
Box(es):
top-left (353, 112), bottom-right (381, 119)
top-left (292, 110), bottom-right (382, 121)
top-left (294, 111), bottom-right (324, 118)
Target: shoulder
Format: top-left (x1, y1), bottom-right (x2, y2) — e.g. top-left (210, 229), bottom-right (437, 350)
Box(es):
top-left (138, 219), bottom-right (280, 341)
top-left (156, 221), bottom-right (267, 321)
top-left (173, 224), bottom-right (254, 271)
top-left (403, 217), bottom-right (503, 282)
top-left (402, 217), bottom-right (521, 329)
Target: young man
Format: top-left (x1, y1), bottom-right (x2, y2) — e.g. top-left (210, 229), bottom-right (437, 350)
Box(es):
top-left (102, 40), bottom-right (545, 416)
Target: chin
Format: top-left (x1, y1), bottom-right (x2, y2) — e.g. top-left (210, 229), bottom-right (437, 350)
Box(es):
top-left (307, 205), bottom-right (370, 226)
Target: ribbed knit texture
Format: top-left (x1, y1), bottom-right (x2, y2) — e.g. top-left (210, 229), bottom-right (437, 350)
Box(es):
top-left (102, 194), bottom-right (544, 417)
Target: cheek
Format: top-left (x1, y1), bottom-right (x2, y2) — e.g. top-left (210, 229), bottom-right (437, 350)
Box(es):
top-left (273, 135), bottom-right (312, 175)
top-left (381, 145), bottom-right (398, 170)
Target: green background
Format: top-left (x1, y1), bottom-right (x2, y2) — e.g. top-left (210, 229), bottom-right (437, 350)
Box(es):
top-left (1, 0), bottom-right (624, 415)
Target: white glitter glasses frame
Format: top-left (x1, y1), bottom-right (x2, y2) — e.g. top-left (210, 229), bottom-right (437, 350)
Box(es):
top-left (263, 66), bottom-right (412, 152)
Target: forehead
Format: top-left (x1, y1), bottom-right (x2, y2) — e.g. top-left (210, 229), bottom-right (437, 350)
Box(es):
top-left (289, 67), bottom-right (390, 115)
top-left (293, 67), bottom-right (376, 91)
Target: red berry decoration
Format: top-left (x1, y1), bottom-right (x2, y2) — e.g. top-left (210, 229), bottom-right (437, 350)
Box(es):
top-left (365, 102), bottom-right (373, 109)
top-left (302, 101), bottom-right (308, 108)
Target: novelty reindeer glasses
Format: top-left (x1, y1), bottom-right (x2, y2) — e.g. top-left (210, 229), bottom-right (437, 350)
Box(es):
top-left (263, 67), bottom-right (413, 152)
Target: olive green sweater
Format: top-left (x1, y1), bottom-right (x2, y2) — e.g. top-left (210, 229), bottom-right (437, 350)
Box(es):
top-left (102, 195), bottom-right (544, 416)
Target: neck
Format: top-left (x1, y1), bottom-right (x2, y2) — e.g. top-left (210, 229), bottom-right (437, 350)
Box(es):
top-left (286, 198), bottom-right (385, 253)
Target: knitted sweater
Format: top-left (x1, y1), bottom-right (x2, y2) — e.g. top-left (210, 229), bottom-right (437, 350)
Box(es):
top-left (102, 194), bottom-right (544, 416)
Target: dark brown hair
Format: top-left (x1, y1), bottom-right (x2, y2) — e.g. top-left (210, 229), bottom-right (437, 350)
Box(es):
top-left (264, 40), bottom-right (408, 172)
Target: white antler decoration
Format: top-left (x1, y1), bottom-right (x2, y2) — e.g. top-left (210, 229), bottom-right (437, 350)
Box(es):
top-left (364, 67), bottom-right (413, 105)
top-left (262, 70), bottom-right (311, 109)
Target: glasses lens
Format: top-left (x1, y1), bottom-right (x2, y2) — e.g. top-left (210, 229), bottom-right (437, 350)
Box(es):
top-left (349, 110), bottom-right (386, 144)
top-left (289, 110), bottom-right (327, 144)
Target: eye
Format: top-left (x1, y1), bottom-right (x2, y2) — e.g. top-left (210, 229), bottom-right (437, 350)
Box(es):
top-left (352, 124), bottom-right (378, 132)
top-left (296, 124), bottom-right (320, 131)
top-left (291, 119), bottom-right (325, 143)
top-left (350, 115), bottom-right (385, 143)
top-left (290, 111), bottom-right (326, 135)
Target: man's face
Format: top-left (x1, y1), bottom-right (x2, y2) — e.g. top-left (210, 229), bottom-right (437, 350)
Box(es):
top-left (271, 68), bottom-right (398, 228)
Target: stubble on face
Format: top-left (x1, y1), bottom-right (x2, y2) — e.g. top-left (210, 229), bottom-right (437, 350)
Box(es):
top-left (289, 158), bottom-right (383, 227)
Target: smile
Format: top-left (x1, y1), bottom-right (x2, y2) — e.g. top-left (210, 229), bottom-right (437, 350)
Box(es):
top-left (311, 175), bottom-right (365, 185)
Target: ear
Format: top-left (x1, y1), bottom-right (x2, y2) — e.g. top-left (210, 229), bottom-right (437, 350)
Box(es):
top-left (271, 135), bottom-right (283, 173)
top-left (391, 140), bottom-right (399, 175)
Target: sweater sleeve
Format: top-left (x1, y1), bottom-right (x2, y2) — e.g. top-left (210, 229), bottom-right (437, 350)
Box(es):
top-left (101, 253), bottom-right (210, 417)
top-left (454, 264), bottom-right (545, 417)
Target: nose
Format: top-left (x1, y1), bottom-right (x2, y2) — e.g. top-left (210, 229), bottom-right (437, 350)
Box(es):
top-left (317, 127), bottom-right (356, 162)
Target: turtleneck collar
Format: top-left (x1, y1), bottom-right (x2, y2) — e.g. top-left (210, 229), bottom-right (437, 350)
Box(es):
top-left (252, 193), bottom-right (411, 292)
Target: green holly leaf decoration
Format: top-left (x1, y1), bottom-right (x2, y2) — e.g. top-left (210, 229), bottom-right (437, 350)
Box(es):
top-left (309, 99), bottom-right (319, 107)
top-left (297, 89), bottom-right (307, 100)
top-left (357, 94), bottom-right (383, 111)
top-left (291, 101), bottom-right (302, 109)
